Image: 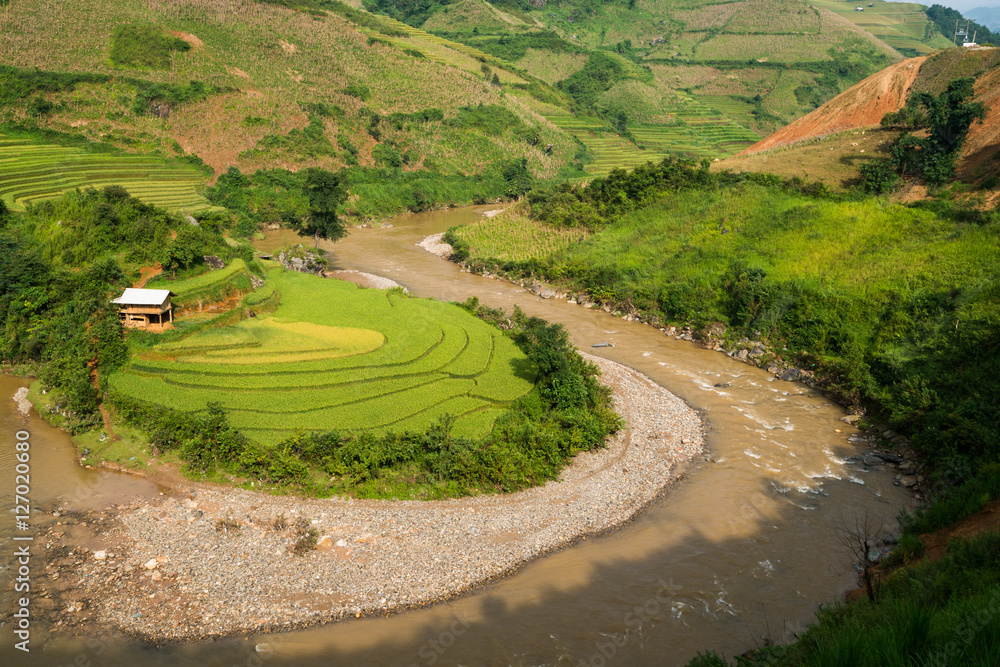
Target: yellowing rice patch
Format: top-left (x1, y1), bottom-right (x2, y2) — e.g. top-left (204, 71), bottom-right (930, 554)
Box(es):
top-left (110, 268), bottom-right (535, 445)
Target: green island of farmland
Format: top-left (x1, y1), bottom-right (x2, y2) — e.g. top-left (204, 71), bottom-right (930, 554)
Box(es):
top-left (110, 268), bottom-right (535, 446)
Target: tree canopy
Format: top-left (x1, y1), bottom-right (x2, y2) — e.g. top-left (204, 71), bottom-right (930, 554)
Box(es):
top-left (296, 168), bottom-right (347, 246)
top-left (888, 77), bottom-right (986, 185)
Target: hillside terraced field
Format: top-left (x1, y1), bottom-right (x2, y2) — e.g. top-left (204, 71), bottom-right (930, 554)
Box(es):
top-left (547, 104), bottom-right (758, 177)
top-left (0, 136), bottom-right (212, 212)
top-left (813, 0), bottom-right (954, 56)
top-left (109, 269), bottom-right (535, 445)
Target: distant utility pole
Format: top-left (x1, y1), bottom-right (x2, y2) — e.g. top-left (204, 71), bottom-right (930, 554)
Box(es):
top-left (954, 19), bottom-right (970, 45)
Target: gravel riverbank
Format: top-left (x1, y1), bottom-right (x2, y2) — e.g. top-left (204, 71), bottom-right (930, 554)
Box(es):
top-left (49, 355), bottom-right (703, 642)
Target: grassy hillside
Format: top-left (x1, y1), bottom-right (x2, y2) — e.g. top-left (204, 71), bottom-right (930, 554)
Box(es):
top-left (448, 159), bottom-right (1000, 475)
top-left (720, 48), bottom-right (1000, 194)
top-left (0, 0), bottom-right (950, 186)
top-left (814, 0), bottom-right (954, 57)
top-left (0, 0), bottom-right (576, 180)
top-left (375, 0), bottom-right (934, 175)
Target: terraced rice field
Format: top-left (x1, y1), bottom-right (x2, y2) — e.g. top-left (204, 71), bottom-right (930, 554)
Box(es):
top-left (147, 259), bottom-right (247, 295)
top-left (813, 0), bottom-right (954, 56)
top-left (547, 100), bottom-right (759, 177)
top-left (0, 136), bottom-right (213, 212)
top-left (109, 269), bottom-right (535, 445)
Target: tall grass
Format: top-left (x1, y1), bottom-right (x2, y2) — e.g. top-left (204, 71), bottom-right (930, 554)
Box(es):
top-left (463, 175), bottom-right (1000, 476)
top-left (451, 203), bottom-right (585, 262)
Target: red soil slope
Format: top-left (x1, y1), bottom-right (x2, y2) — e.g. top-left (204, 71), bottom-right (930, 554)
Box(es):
top-left (960, 64), bottom-right (1000, 182)
top-left (736, 57), bottom-right (927, 156)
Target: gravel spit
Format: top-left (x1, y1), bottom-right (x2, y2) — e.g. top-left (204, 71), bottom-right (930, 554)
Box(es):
top-left (324, 270), bottom-right (405, 291)
top-left (12, 386), bottom-right (31, 415)
top-left (57, 355), bottom-right (704, 641)
top-left (416, 233), bottom-right (452, 258)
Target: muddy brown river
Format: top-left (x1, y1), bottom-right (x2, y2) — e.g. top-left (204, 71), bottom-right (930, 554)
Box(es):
top-left (3, 205), bottom-right (911, 666)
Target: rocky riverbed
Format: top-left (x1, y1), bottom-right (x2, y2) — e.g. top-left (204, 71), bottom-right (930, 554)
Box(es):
top-left (41, 355), bottom-right (704, 642)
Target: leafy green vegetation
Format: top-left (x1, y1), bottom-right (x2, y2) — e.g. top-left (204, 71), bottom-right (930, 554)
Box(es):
top-left (450, 156), bottom-right (1000, 483)
top-left (0, 187), bottom-right (242, 431)
top-left (0, 65), bottom-right (109, 109)
top-left (887, 78), bottom-right (987, 185)
top-left (900, 464), bottom-right (1000, 536)
top-left (207, 162), bottom-right (533, 228)
top-left (108, 25), bottom-right (191, 70)
top-left (454, 30), bottom-right (584, 63)
top-left (926, 4), bottom-right (999, 46)
top-left (560, 52), bottom-right (627, 112)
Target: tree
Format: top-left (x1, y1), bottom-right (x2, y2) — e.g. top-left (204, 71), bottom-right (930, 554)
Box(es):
top-left (887, 77), bottom-right (986, 185)
top-left (835, 510), bottom-right (887, 603)
top-left (297, 168), bottom-right (347, 247)
top-left (925, 5), bottom-right (999, 46)
top-left (159, 226), bottom-right (203, 276)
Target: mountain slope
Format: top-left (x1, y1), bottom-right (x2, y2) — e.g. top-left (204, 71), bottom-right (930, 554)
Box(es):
top-left (720, 46), bottom-right (1000, 195)
top-left (0, 0), bottom-right (577, 179)
top-left (735, 57), bottom-right (926, 155)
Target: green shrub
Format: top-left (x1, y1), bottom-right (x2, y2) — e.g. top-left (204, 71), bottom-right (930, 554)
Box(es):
top-left (900, 464), bottom-right (1000, 536)
top-left (372, 143), bottom-right (403, 168)
top-left (109, 25), bottom-right (190, 70)
top-left (858, 159), bottom-right (900, 195)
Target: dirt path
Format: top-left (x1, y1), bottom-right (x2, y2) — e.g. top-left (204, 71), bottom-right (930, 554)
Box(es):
top-left (920, 498), bottom-right (1000, 561)
top-left (88, 366), bottom-right (116, 438)
top-left (134, 264), bottom-right (163, 288)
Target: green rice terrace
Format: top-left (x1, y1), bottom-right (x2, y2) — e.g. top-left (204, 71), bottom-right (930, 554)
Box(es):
top-left (0, 134), bottom-right (212, 212)
top-left (546, 99), bottom-right (759, 177)
top-left (813, 0), bottom-right (955, 57)
top-left (110, 268), bottom-right (536, 447)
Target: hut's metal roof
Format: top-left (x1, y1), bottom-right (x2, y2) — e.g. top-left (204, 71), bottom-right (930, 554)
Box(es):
top-left (111, 288), bottom-right (175, 306)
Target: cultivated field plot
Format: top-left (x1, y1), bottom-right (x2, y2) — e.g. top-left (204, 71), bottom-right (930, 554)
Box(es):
top-left (453, 205), bottom-right (585, 262)
top-left (812, 0), bottom-right (954, 55)
top-left (0, 136), bottom-right (212, 212)
top-left (547, 102), bottom-right (758, 176)
top-left (110, 269), bottom-right (535, 445)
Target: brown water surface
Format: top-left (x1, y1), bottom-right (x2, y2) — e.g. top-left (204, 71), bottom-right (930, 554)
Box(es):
top-left (3, 206), bottom-right (911, 666)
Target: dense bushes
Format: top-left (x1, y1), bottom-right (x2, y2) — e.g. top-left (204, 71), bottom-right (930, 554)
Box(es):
top-left (558, 52), bottom-right (626, 111)
top-left (457, 31), bottom-right (583, 63)
top-left (926, 4), bottom-right (999, 46)
top-left (458, 174), bottom-right (1000, 481)
top-left (525, 154), bottom-right (763, 229)
top-left (0, 187), bottom-right (240, 429)
top-left (0, 64), bottom-right (216, 117)
top-left (207, 161), bottom-right (532, 229)
top-left (886, 78), bottom-right (987, 185)
top-left (0, 65), bottom-right (109, 108)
